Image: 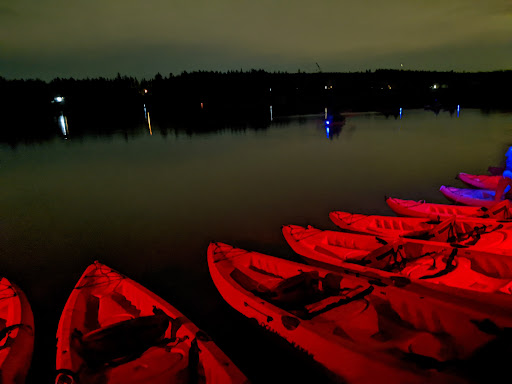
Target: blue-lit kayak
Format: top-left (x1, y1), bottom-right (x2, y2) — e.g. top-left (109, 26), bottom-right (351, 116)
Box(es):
top-left (440, 186), bottom-right (506, 208)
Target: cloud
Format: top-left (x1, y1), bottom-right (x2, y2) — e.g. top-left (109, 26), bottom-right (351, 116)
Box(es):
top-left (1, 0), bottom-right (511, 79)
top-left (0, 5), bottom-right (17, 17)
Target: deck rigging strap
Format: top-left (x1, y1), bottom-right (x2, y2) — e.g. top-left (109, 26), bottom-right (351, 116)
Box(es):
top-left (211, 244), bottom-right (250, 263)
top-left (334, 212), bottom-right (367, 226)
top-left (287, 226), bottom-right (322, 242)
top-left (418, 248), bottom-right (458, 280)
top-left (75, 264), bottom-right (124, 289)
top-left (0, 282), bottom-right (17, 301)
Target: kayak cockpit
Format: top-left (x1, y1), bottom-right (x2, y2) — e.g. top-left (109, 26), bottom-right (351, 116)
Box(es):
top-left (61, 273), bottom-right (197, 383)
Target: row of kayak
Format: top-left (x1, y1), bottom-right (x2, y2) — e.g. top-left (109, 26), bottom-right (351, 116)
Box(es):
top-left (2, 263), bottom-right (249, 384)
top-left (206, 171), bottom-right (512, 383)
top-left (6, 170), bottom-right (509, 383)
top-left (6, 200), bottom-right (512, 383)
top-left (207, 236), bottom-right (512, 383)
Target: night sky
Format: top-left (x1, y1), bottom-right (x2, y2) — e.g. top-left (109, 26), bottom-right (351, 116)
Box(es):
top-left (1, 0), bottom-right (511, 80)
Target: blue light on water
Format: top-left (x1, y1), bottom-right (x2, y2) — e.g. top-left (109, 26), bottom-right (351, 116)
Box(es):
top-left (457, 105), bottom-right (460, 118)
top-left (326, 127), bottom-right (330, 138)
top-left (399, 108), bottom-right (403, 119)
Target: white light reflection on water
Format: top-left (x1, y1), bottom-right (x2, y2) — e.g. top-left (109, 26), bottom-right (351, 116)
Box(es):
top-left (59, 114), bottom-right (69, 138)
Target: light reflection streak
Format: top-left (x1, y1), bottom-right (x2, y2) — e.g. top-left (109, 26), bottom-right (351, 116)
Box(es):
top-left (59, 114), bottom-right (69, 138)
top-left (147, 112), bottom-right (152, 135)
top-left (143, 103), bottom-right (152, 135)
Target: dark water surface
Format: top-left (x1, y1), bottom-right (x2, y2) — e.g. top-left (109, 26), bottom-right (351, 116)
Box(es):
top-left (2, 109), bottom-right (512, 382)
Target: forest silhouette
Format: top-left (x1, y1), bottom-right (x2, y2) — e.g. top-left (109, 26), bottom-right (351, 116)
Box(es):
top-left (1, 69), bottom-right (511, 145)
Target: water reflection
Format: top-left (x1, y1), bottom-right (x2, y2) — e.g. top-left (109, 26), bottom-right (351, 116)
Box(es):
top-left (147, 112), bottom-right (152, 135)
top-left (58, 113), bottom-right (69, 139)
top-left (144, 104), bottom-right (152, 135)
top-left (379, 108), bottom-right (402, 120)
top-left (0, 98), bottom-right (485, 147)
top-left (323, 109), bottom-right (346, 140)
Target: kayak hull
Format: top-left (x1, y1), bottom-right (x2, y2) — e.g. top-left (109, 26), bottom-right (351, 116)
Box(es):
top-left (55, 262), bottom-right (248, 384)
top-left (0, 279), bottom-right (34, 384)
top-left (282, 225), bottom-right (512, 294)
top-left (457, 173), bottom-right (500, 190)
top-left (385, 197), bottom-right (512, 220)
top-left (440, 186), bottom-right (500, 208)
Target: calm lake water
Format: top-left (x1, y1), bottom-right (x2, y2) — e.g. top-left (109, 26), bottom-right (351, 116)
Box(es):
top-left (2, 108), bottom-right (512, 382)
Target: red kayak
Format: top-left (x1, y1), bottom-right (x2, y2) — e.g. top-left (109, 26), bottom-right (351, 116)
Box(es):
top-left (457, 173), bottom-right (500, 190)
top-left (329, 211), bottom-right (512, 255)
top-left (282, 225), bottom-right (512, 294)
top-left (386, 197), bottom-right (512, 220)
top-left (440, 186), bottom-right (504, 208)
top-left (55, 262), bottom-right (248, 384)
top-left (208, 242), bottom-right (512, 384)
top-left (0, 278), bottom-right (34, 384)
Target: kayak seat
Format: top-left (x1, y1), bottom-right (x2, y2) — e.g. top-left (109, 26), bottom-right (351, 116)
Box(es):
top-left (229, 267), bottom-right (281, 296)
top-left (269, 271), bottom-right (323, 309)
top-left (230, 267), bottom-right (326, 311)
top-left (76, 310), bottom-right (170, 368)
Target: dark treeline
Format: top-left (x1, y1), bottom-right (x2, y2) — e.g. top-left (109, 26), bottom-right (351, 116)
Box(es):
top-left (1, 69), bottom-right (511, 145)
